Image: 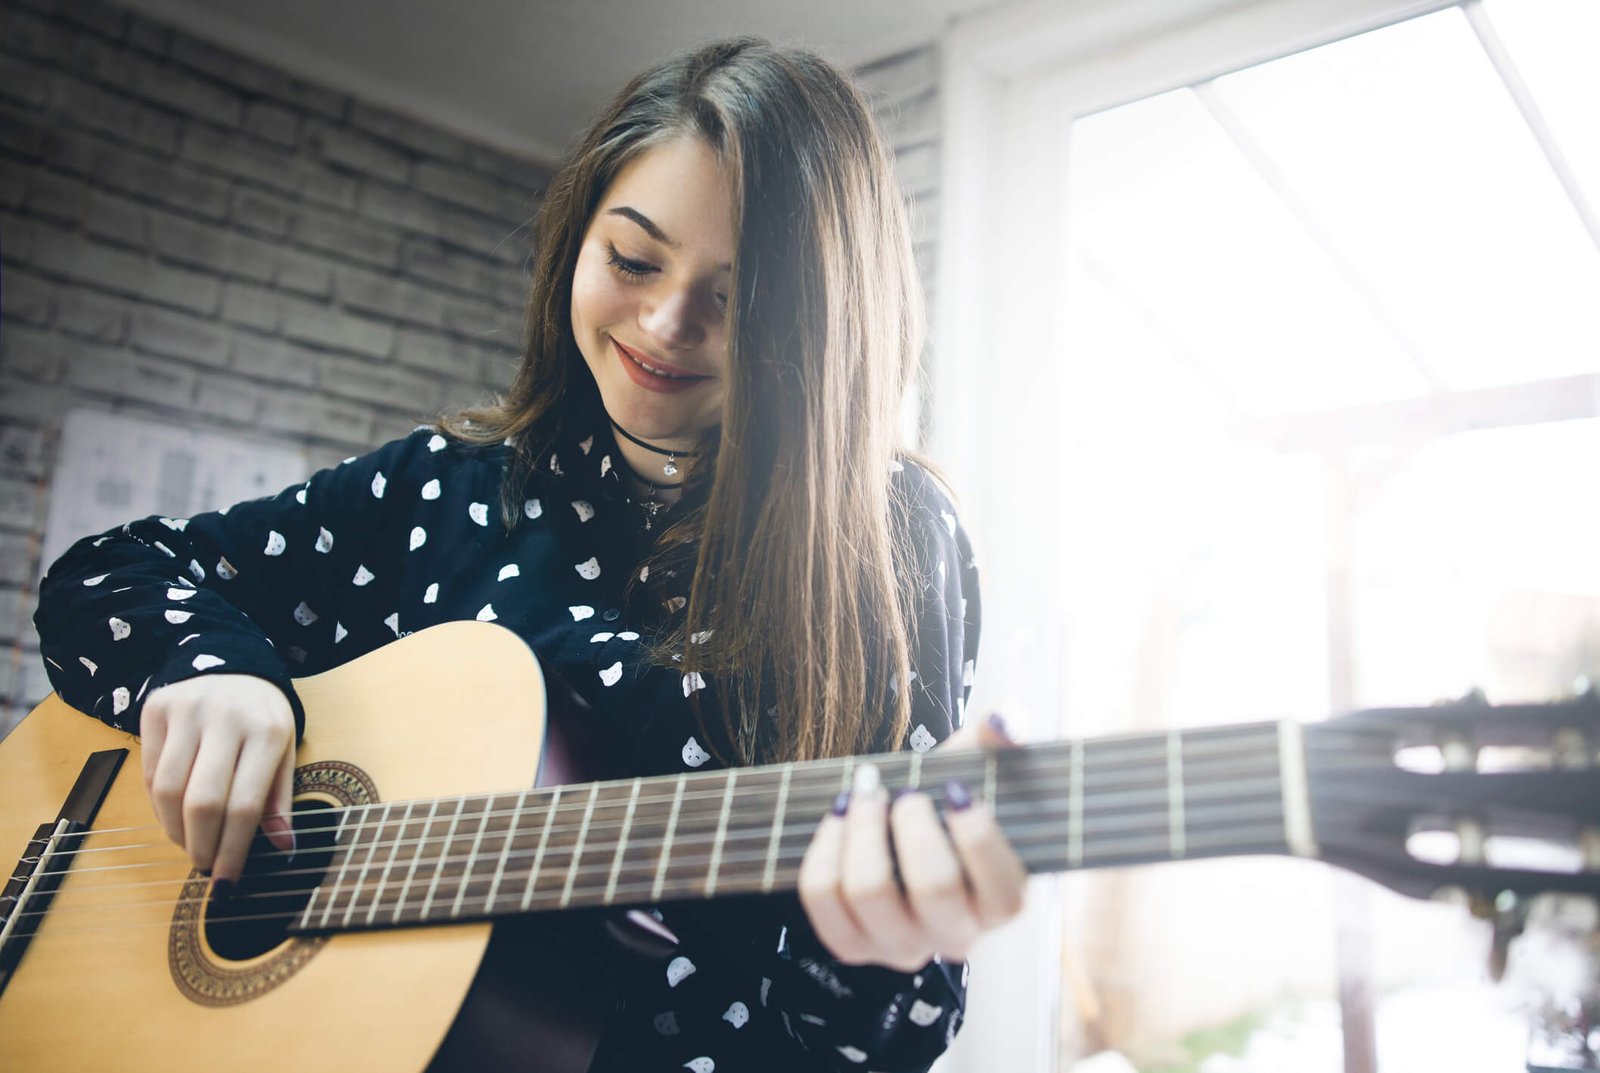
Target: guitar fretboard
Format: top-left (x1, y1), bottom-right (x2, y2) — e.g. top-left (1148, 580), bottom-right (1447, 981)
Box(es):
top-left (294, 720), bottom-right (1305, 933)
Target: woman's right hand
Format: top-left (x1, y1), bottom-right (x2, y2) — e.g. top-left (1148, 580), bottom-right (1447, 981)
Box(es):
top-left (140, 674), bottom-right (298, 885)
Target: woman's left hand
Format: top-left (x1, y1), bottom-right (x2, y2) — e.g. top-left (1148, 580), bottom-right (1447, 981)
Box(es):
top-left (796, 714), bottom-right (1029, 972)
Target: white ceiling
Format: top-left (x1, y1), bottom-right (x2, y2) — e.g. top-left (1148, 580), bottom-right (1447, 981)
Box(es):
top-left (123, 0), bottom-right (1005, 164)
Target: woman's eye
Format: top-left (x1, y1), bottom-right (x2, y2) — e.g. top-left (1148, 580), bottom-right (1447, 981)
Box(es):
top-left (605, 242), bottom-right (656, 279)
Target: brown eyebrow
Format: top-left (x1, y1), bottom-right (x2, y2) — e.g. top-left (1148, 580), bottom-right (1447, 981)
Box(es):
top-left (607, 206), bottom-right (677, 248)
top-left (606, 206), bottom-right (732, 272)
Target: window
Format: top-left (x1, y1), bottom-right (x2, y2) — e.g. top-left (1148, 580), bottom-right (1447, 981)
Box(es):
top-left (937, 2), bottom-right (1599, 1070)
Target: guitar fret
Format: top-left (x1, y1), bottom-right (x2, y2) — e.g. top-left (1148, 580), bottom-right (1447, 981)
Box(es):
top-left (560, 783), bottom-right (600, 908)
top-left (704, 770), bottom-right (738, 897)
top-left (520, 787), bottom-right (562, 911)
top-left (652, 775), bottom-right (686, 902)
top-left (366, 800), bottom-right (414, 926)
top-left (318, 809), bottom-right (360, 927)
top-left (420, 797), bottom-right (466, 921)
top-left (907, 751), bottom-right (923, 789)
top-left (317, 808), bottom-right (358, 930)
top-left (393, 799), bottom-right (440, 924)
top-left (450, 797), bottom-right (494, 919)
top-left (299, 807), bottom-right (343, 928)
top-left (762, 763), bottom-right (793, 893)
top-left (1277, 720), bottom-right (1317, 858)
top-left (984, 750), bottom-right (996, 810)
top-left (1167, 730), bottom-right (1186, 860)
top-left (1069, 739), bottom-right (1084, 868)
top-left (484, 790), bottom-right (529, 914)
top-left (341, 804), bottom-right (389, 929)
top-left (604, 779), bottom-right (643, 905)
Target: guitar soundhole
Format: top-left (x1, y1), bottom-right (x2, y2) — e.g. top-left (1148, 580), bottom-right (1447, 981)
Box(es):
top-left (170, 759), bottom-right (375, 1005)
top-left (205, 800), bottom-right (340, 962)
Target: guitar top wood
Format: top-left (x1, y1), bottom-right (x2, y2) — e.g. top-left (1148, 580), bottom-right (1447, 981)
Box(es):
top-left (0, 621), bottom-right (547, 1073)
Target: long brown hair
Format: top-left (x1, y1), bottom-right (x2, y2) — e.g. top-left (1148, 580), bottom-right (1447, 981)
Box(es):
top-left (439, 38), bottom-right (924, 765)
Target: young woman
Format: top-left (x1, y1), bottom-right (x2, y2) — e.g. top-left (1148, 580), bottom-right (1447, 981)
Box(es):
top-left (35, 37), bottom-right (1026, 1072)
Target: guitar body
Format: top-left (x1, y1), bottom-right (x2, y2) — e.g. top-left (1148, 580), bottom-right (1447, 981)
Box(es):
top-left (0, 621), bottom-right (612, 1072)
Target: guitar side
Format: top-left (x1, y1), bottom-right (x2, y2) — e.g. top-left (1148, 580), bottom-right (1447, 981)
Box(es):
top-left (0, 621), bottom-right (547, 1073)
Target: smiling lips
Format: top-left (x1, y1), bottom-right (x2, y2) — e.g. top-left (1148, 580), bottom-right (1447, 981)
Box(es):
top-left (612, 338), bottom-right (711, 394)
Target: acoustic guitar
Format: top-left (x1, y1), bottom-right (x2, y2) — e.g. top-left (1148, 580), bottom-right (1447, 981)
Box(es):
top-left (2, 620), bottom-right (1597, 1071)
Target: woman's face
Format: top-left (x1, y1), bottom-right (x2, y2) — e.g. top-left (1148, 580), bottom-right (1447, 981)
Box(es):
top-left (570, 134), bottom-right (735, 446)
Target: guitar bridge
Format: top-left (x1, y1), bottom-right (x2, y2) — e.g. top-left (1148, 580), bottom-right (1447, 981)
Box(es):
top-left (0, 749), bottom-right (127, 998)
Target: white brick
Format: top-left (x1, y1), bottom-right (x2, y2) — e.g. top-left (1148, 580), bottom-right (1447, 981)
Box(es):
top-left (318, 352), bottom-right (438, 411)
top-left (129, 306), bottom-right (230, 367)
top-left (260, 388), bottom-right (375, 447)
top-left (219, 281), bottom-right (282, 332)
top-left (0, 324), bottom-right (67, 382)
top-left (334, 264), bottom-right (446, 328)
top-left (351, 101), bottom-right (467, 162)
top-left (0, 269), bottom-right (54, 327)
top-left (291, 204), bottom-right (399, 269)
top-left (276, 248), bottom-right (334, 298)
top-left (193, 374), bottom-right (261, 423)
top-left (280, 295), bottom-right (395, 359)
top-left (64, 342), bottom-right (196, 408)
top-left (230, 333), bottom-right (316, 387)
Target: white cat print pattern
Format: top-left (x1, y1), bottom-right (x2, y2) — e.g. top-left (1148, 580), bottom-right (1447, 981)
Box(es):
top-left (34, 424), bottom-right (980, 1073)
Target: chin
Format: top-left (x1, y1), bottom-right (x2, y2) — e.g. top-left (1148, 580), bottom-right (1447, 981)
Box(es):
top-left (598, 390), bottom-right (682, 440)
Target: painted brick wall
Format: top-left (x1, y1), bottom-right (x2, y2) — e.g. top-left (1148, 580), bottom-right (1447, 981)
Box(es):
top-left (0, 0), bottom-right (941, 727)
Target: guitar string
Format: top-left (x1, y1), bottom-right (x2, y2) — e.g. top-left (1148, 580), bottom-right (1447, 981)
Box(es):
top-left (18, 725), bottom-right (1395, 863)
top-left (2, 797), bottom-right (1309, 938)
top-left (29, 764), bottom-right (1277, 870)
top-left (24, 769), bottom-right (1586, 936)
top-left (22, 758), bottom-right (1303, 877)
top-left (23, 723), bottom-right (1391, 862)
top-left (39, 719), bottom-right (1388, 846)
top-left (5, 771), bottom-right (1295, 916)
top-left (9, 740), bottom-right (1437, 888)
top-left (6, 728), bottom-right (1574, 937)
top-left (20, 730), bottom-right (1300, 860)
top-left (7, 773), bottom-right (1293, 913)
top-left (6, 743), bottom-right (1434, 903)
top-left (30, 835), bottom-right (1600, 945)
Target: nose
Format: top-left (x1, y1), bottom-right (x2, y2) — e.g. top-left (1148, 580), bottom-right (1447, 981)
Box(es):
top-left (639, 286), bottom-right (708, 351)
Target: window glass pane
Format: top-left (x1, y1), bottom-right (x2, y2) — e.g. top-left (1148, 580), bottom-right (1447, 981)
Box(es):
top-left (1065, 90), bottom-right (1428, 418)
top-left (1208, 7), bottom-right (1600, 391)
top-left (1484, 0), bottom-right (1600, 212)
top-left (1349, 418), bottom-right (1600, 706)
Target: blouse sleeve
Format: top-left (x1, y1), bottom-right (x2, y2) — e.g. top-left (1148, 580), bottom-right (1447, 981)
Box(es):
top-left (663, 462), bottom-right (983, 1072)
top-left (33, 429), bottom-right (442, 737)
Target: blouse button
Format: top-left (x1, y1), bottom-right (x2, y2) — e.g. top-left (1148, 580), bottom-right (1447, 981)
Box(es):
top-left (602, 608), bottom-right (621, 622)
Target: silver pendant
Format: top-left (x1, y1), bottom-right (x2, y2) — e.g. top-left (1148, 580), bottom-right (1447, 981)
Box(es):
top-left (663, 456), bottom-right (679, 479)
top-left (639, 498), bottom-right (663, 532)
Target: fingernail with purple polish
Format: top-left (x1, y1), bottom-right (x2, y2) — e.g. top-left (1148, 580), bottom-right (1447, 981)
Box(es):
top-left (945, 779), bottom-right (973, 811)
top-left (892, 786), bottom-right (918, 804)
top-left (831, 791), bottom-right (851, 816)
top-left (988, 713), bottom-right (1012, 740)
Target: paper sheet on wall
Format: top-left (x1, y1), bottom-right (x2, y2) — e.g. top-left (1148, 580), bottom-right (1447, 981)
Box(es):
top-left (40, 409), bottom-right (309, 584)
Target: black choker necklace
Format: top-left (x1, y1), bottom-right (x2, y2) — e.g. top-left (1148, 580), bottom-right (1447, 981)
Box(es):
top-left (610, 420), bottom-right (697, 480)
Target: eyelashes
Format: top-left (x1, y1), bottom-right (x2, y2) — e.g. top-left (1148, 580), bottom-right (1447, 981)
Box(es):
top-left (603, 241), bottom-right (728, 311)
top-left (605, 241), bottom-right (656, 280)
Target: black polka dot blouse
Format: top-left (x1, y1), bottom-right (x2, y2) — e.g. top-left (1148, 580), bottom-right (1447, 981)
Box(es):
top-left (35, 420), bottom-right (983, 1073)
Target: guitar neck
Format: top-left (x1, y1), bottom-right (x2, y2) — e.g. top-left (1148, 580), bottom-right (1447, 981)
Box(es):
top-left (295, 720), bottom-right (1312, 933)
